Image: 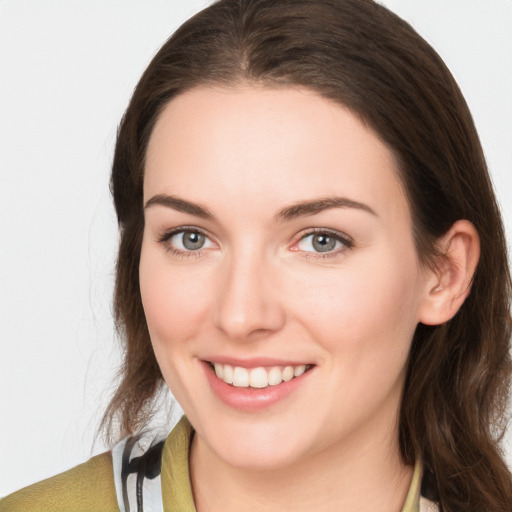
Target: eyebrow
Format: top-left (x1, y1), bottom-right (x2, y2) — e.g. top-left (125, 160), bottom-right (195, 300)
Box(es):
top-left (144, 194), bottom-right (377, 220)
top-left (275, 196), bottom-right (377, 221)
top-left (144, 194), bottom-right (213, 218)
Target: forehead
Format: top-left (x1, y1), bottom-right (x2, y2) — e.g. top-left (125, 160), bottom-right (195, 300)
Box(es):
top-left (144, 85), bottom-right (409, 222)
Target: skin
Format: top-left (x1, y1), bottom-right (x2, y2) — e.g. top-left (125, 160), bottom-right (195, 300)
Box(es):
top-left (139, 85), bottom-right (479, 511)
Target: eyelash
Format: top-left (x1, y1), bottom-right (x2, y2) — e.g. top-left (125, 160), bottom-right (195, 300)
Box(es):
top-left (157, 227), bottom-right (354, 259)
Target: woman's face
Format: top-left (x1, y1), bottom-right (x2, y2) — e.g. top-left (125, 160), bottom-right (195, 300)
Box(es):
top-left (140, 86), bottom-right (433, 469)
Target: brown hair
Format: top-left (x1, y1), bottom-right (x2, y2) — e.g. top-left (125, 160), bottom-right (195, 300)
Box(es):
top-left (104, 0), bottom-right (512, 509)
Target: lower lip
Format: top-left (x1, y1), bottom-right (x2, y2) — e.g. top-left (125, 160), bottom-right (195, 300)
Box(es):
top-left (202, 361), bottom-right (313, 411)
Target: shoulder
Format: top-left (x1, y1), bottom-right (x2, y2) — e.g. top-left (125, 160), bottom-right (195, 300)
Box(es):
top-left (0, 451), bottom-right (119, 512)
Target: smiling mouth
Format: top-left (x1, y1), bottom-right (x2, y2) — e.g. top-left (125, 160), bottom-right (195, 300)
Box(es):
top-left (207, 362), bottom-right (313, 389)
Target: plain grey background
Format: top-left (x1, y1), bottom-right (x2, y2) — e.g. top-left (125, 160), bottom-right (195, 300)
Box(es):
top-left (1, 0), bottom-right (511, 496)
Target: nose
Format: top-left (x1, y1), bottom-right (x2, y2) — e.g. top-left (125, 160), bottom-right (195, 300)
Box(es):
top-left (213, 250), bottom-right (286, 341)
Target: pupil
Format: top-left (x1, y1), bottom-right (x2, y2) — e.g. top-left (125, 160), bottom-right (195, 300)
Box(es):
top-left (183, 232), bottom-right (205, 250)
top-left (312, 234), bottom-right (336, 252)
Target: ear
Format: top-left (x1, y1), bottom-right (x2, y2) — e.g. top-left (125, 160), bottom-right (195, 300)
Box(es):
top-left (418, 220), bottom-right (480, 326)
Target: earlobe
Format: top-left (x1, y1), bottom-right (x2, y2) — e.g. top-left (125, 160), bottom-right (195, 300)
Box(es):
top-left (418, 220), bottom-right (480, 326)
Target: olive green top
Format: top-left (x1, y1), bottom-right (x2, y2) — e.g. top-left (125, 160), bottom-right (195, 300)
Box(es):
top-left (1, 416), bottom-right (423, 511)
top-left (0, 450), bottom-right (118, 511)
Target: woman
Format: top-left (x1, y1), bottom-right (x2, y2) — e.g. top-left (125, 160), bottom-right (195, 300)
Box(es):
top-left (2, 0), bottom-right (511, 510)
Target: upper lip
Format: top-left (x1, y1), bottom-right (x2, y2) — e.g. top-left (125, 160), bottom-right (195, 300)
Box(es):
top-left (202, 356), bottom-right (313, 368)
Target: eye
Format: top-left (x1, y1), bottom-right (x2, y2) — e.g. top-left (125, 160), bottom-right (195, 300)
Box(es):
top-left (295, 230), bottom-right (353, 255)
top-left (171, 230), bottom-right (208, 250)
top-left (159, 228), bottom-right (215, 254)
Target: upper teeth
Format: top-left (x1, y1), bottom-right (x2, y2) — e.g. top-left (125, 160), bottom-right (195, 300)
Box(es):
top-left (213, 363), bottom-right (308, 388)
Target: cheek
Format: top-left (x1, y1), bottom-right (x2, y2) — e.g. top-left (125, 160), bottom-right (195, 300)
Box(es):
top-left (289, 249), bottom-right (422, 363)
top-left (139, 247), bottom-right (211, 351)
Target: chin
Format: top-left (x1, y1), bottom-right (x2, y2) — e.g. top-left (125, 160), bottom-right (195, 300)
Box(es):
top-left (218, 438), bottom-right (307, 471)
top-left (197, 415), bottom-right (317, 471)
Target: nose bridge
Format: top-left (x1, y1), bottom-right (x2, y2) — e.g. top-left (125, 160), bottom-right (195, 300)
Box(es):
top-left (214, 243), bottom-right (285, 340)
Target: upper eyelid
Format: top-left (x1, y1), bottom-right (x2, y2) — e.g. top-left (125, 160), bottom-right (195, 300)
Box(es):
top-left (293, 227), bottom-right (354, 244)
top-left (158, 225), bottom-right (212, 241)
top-left (158, 226), bottom-right (351, 239)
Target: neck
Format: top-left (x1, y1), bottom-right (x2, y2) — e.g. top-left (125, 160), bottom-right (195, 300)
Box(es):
top-left (189, 418), bottom-right (413, 512)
